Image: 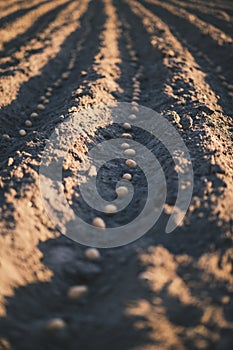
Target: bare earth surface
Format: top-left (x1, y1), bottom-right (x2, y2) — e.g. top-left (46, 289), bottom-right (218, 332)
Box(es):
top-left (0, 0), bottom-right (233, 349)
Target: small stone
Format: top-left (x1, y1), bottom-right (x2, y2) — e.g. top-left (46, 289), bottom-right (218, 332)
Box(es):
top-left (125, 159), bottom-right (137, 168)
top-left (2, 134), bottom-right (10, 141)
top-left (121, 142), bottom-right (130, 149)
top-left (92, 217), bottom-right (106, 229)
top-left (25, 120), bottom-right (32, 127)
top-left (122, 173), bottom-right (132, 181)
top-left (37, 104), bottom-right (45, 111)
top-left (47, 318), bottom-right (66, 332)
top-left (8, 157), bottom-right (14, 166)
top-left (45, 91), bottom-right (52, 97)
top-left (124, 148), bottom-right (136, 156)
top-left (40, 96), bottom-right (46, 101)
top-left (47, 87), bottom-right (53, 92)
top-left (131, 101), bottom-right (138, 106)
top-left (19, 129), bottom-right (26, 136)
top-left (123, 122), bottom-right (131, 130)
top-left (122, 133), bottom-right (132, 139)
top-left (67, 285), bottom-right (88, 300)
top-left (132, 106), bottom-right (139, 112)
top-left (128, 114), bottom-right (137, 121)
top-left (116, 186), bottom-right (129, 197)
top-left (84, 248), bottom-right (101, 261)
top-left (43, 98), bottom-right (49, 104)
top-left (215, 66), bottom-right (222, 73)
top-left (30, 112), bottom-right (39, 118)
top-left (68, 62), bottom-right (75, 70)
top-left (227, 84), bottom-right (233, 91)
top-left (218, 75), bottom-right (226, 81)
top-left (53, 80), bottom-right (61, 88)
top-left (81, 70), bottom-right (87, 76)
top-left (104, 204), bottom-right (117, 215)
top-left (133, 82), bottom-right (140, 88)
top-left (228, 92), bottom-right (233, 98)
top-left (62, 72), bottom-right (70, 80)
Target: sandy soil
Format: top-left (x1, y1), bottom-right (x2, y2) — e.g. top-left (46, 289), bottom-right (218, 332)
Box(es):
top-left (0, 0), bottom-right (233, 349)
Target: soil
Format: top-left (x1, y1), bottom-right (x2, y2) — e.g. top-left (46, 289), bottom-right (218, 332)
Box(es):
top-left (0, 0), bottom-right (233, 349)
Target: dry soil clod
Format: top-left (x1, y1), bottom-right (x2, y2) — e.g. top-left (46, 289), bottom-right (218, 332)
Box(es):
top-left (62, 72), bottom-right (70, 80)
top-left (8, 157), bottom-right (14, 166)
